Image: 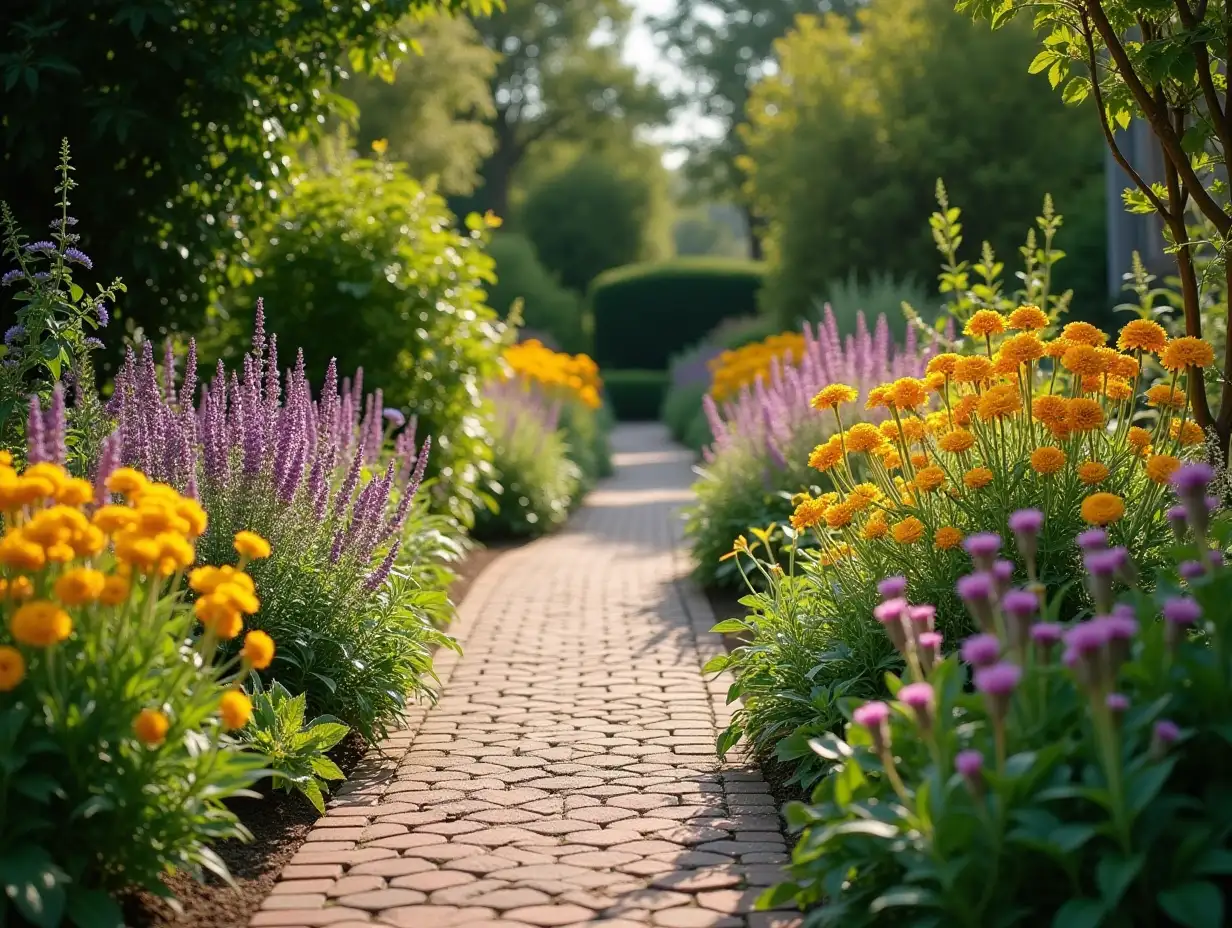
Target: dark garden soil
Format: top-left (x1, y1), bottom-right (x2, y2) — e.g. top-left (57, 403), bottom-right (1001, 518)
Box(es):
top-left (124, 541), bottom-right (517, 928)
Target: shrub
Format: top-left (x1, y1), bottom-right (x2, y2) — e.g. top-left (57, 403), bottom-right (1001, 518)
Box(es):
top-left (226, 150), bottom-right (505, 524)
top-left (603, 370), bottom-right (670, 422)
top-left (765, 469), bottom-right (1232, 926)
top-left (0, 456), bottom-right (268, 926)
top-left (485, 232), bottom-right (587, 354)
top-left (591, 258), bottom-right (767, 370)
top-left (819, 270), bottom-right (935, 341)
top-left (108, 309), bottom-right (453, 740)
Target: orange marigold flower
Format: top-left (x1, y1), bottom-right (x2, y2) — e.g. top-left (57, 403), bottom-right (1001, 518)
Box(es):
top-left (1145, 384), bottom-right (1186, 409)
top-left (1108, 353), bottom-right (1139, 380)
top-left (926, 353), bottom-right (961, 376)
top-left (889, 378), bottom-right (929, 409)
top-left (952, 394), bottom-right (979, 427)
top-left (1042, 339), bottom-right (1071, 359)
top-left (1000, 332), bottom-right (1045, 364)
top-left (890, 516), bottom-right (926, 545)
top-left (965, 310), bottom-right (1007, 337)
top-left (963, 466), bottom-right (994, 489)
top-left (809, 438), bottom-right (844, 472)
top-left (220, 690), bottom-right (253, 730)
top-left (991, 351), bottom-right (1020, 377)
top-left (849, 483), bottom-right (882, 507)
top-left (1061, 321), bottom-right (1107, 347)
top-left (790, 497), bottom-right (827, 531)
top-left (1077, 461), bottom-right (1109, 485)
top-left (10, 601), bottom-right (72, 647)
top-left (953, 356), bottom-right (993, 384)
top-left (915, 465), bottom-right (946, 492)
top-left (880, 449), bottom-right (903, 470)
top-left (1127, 426), bottom-right (1152, 453)
top-left (977, 383), bottom-right (1022, 421)
top-left (1081, 492), bottom-right (1125, 525)
top-left (54, 568), bottom-right (106, 606)
top-left (234, 531), bottom-right (272, 561)
top-left (865, 386), bottom-right (891, 410)
top-left (133, 708), bottom-right (170, 747)
top-left (1066, 398), bottom-right (1105, 433)
top-left (844, 423), bottom-right (885, 453)
top-left (1161, 336), bottom-right (1216, 371)
top-left (1117, 319), bottom-right (1169, 354)
top-left (241, 630), bottom-right (276, 670)
top-left (818, 543), bottom-right (854, 566)
top-left (924, 371), bottom-right (947, 392)
top-left (861, 512), bottom-right (889, 540)
top-left (1061, 344), bottom-right (1107, 376)
top-left (1032, 394), bottom-right (1068, 425)
top-left (1030, 446), bottom-right (1067, 475)
top-left (1103, 377), bottom-right (1133, 402)
top-left (824, 501), bottom-right (856, 529)
top-left (910, 452), bottom-right (930, 469)
top-left (934, 526), bottom-right (964, 550)
top-left (938, 428), bottom-right (976, 453)
top-left (1145, 454), bottom-right (1181, 485)
top-left (1008, 304), bottom-right (1049, 331)
top-left (1171, 420), bottom-right (1206, 447)
top-left (811, 384), bottom-right (859, 410)
top-left (0, 646), bottom-right (24, 692)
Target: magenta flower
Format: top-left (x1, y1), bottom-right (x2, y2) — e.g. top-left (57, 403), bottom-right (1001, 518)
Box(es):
top-left (1076, 528), bottom-right (1107, 551)
top-left (1166, 506), bottom-right (1187, 524)
top-left (1105, 692), bottom-right (1129, 713)
top-left (1002, 589), bottom-right (1038, 618)
top-left (1008, 508), bottom-right (1043, 535)
top-left (957, 572), bottom-right (994, 602)
top-left (907, 604), bottom-right (936, 628)
top-left (1179, 560), bottom-right (1205, 581)
top-left (961, 633), bottom-right (1000, 667)
top-left (878, 575), bottom-right (908, 599)
top-left (992, 559), bottom-right (1014, 592)
top-left (1162, 596), bottom-right (1202, 625)
top-left (1154, 719), bottom-right (1180, 744)
top-left (874, 598), bottom-right (907, 623)
top-left (964, 532), bottom-right (1002, 566)
top-left (1031, 623), bottom-right (1064, 645)
top-left (974, 662), bottom-right (1022, 696)
top-left (918, 631), bottom-right (943, 651)
top-left (1172, 462), bottom-right (1214, 495)
top-left (1084, 549), bottom-right (1122, 576)
top-left (955, 749), bottom-right (984, 778)
top-left (899, 682), bottom-right (935, 732)
top-left (853, 700), bottom-right (891, 754)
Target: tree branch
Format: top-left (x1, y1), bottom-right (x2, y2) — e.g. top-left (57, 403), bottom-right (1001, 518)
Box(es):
top-left (1174, 0), bottom-right (1232, 158)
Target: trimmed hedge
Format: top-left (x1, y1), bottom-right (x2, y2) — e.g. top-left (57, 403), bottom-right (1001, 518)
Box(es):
top-left (590, 258), bottom-right (767, 370)
top-left (603, 370), bottom-right (669, 422)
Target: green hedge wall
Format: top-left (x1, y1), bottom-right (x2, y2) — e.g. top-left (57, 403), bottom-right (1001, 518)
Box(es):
top-left (590, 258), bottom-right (766, 370)
top-left (603, 370), bottom-right (670, 422)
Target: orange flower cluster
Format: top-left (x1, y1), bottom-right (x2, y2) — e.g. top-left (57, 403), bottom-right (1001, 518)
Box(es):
top-left (503, 339), bottom-right (603, 410)
top-left (709, 331), bottom-right (807, 402)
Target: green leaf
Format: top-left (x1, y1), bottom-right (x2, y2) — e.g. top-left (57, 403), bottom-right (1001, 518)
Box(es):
top-left (756, 882), bottom-right (801, 909)
top-left (1195, 848), bottom-right (1232, 876)
top-left (1157, 882), bottom-right (1224, 928)
top-left (1028, 49), bottom-right (1057, 74)
top-left (710, 619), bottom-right (749, 634)
top-left (807, 733), bottom-right (854, 762)
top-left (1096, 852), bottom-right (1143, 909)
top-left (66, 889), bottom-right (124, 928)
top-left (1052, 898), bottom-right (1105, 928)
top-left (1127, 757), bottom-right (1176, 814)
top-left (870, 887), bottom-right (942, 912)
top-left (702, 654), bottom-right (729, 674)
top-left (0, 848), bottom-right (68, 928)
top-left (310, 756), bottom-right (345, 781)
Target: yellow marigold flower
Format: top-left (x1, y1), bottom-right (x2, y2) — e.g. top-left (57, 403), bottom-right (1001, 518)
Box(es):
top-left (138, 503), bottom-right (186, 536)
top-left (10, 601), bottom-right (72, 647)
top-left (1008, 304), bottom-right (1049, 331)
top-left (1032, 395), bottom-right (1067, 426)
top-left (849, 483), bottom-right (882, 507)
top-left (54, 568), bottom-right (106, 606)
top-left (220, 690), bottom-right (253, 730)
top-left (6, 577), bottom-right (32, 601)
top-left (977, 383), bottom-right (1022, 421)
top-left (889, 378), bottom-right (928, 409)
top-left (939, 428), bottom-right (976, 453)
top-left (890, 516), bottom-right (926, 545)
top-left (106, 467), bottom-right (148, 497)
top-left (1061, 344), bottom-right (1107, 376)
top-left (926, 353), bottom-right (961, 376)
top-left (1077, 461), bottom-right (1110, 486)
top-left (953, 356), bottom-right (993, 384)
top-left (952, 395), bottom-right (979, 427)
top-left (880, 449), bottom-right (903, 470)
top-left (0, 451), bottom-right (10, 466)
top-left (818, 543), bottom-right (854, 567)
top-left (861, 512), bottom-right (889, 540)
top-left (1081, 492), bottom-right (1125, 525)
top-left (0, 646), bottom-right (24, 691)
top-left (1103, 377), bottom-right (1133, 402)
top-left (845, 423), bottom-right (885, 453)
top-left (92, 505), bottom-right (138, 534)
top-left (1042, 339), bottom-right (1071, 360)
top-left (1030, 446), bottom-right (1067, 475)
top-left (965, 310), bottom-right (1007, 337)
top-left (1117, 319), bottom-right (1169, 354)
top-left (1066, 398), bottom-right (1105, 433)
top-left (809, 438), bottom-right (844, 473)
top-left (213, 581), bottom-right (260, 615)
top-left (195, 595), bottom-right (244, 640)
top-left (924, 371), bottom-right (947, 392)
top-left (1061, 321), bottom-right (1107, 347)
top-left (990, 351), bottom-right (1019, 377)
top-left (234, 531), bottom-right (272, 561)
top-left (114, 533), bottom-right (160, 573)
top-left (0, 533), bottom-right (45, 572)
top-left (934, 526), bottom-right (964, 550)
top-left (899, 418), bottom-right (926, 443)
top-left (12, 475), bottom-right (55, 506)
top-left (241, 630), bottom-right (276, 670)
top-left (915, 466), bottom-right (946, 492)
top-left (1000, 332), bottom-right (1045, 364)
top-left (790, 497), bottom-right (827, 531)
top-left (1161, 337), bottom-right (1216, 371)
top-left (54, 478), bottom-right (94, 507)
top-left (825, 502), bottom-right (856, 529)
top-left (925, 412), bottom-right (950, 433)
top-left (154, 533), bottom-right (195, 577)
top-left (865, 386), bottom-right (891, 410)
top-left (100, 574), bottom-right (130, 606)
top-left (811, 384), bottom-right (859, 410)
top-left (133, 708), bottom-right (170, 747)
top-left (1146, 384), bottom-right (1187, 409)
top-left (1108, 353), bottom-right (1139, 380)
top-left (44, 542), bottom-right (75, 564)
top-left (1145, 453), bottom-right (1181, 485)
top-left (1171, 420), bottom-right (1205, 447)
top-left (1127, 426), bottom-right (1152, 454)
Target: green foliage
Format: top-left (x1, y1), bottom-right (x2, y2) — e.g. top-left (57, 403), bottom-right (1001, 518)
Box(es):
top-left (560, 400), bottom-right (615, 486)
top-left (602, 370), bottom-right (670, 422)
top-left (347, 14), bottom-right (497, 197)
top-left (820, 270), bottom-right (934, 340)
top-left (520, 151), bottom-right (672, 296)
top-left (742, 0), bottom-right (1105, 327)
top-left (0, 0), bottom-right (490, 336)
top-left (240, 679), bottom-right (350, 814)
top-left (662, 381), bottom-right (711, 450)
top-left (769, 506), bottom-right (1232, 926)
top-left (591, 258), bottom-right (767, 370)
top-left (226, 149), bottom-right (504, 523)
top-left (485, 233), bottom-right (587, 353)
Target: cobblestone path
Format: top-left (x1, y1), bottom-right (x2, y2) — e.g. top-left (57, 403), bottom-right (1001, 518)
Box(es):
top-left (253, 424), bottom-right (797, 928)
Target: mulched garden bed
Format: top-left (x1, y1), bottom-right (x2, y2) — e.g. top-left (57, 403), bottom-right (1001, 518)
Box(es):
top-left (123, 540), bottom-right (517, 927)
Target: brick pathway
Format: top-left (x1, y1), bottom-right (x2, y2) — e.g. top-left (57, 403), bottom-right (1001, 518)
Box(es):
top-left (253, 424), bottom-right (797, 928)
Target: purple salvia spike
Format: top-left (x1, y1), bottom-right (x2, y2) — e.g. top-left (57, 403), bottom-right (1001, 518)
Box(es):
top-left (252, 297), bottom-right (266, 361)
top-left (180, 339), bottom-right (198, 411)
top-left (332, 447), bottom-right (363, 522)
top-left (364, 540), bottom-right (400, 592)
top-left (93, 433), bottom-right (120, 506)
top-left (163, 338), bottom-right (176, 403)
top-left (47, 383), bottom-right (66, 466)
top-left (26, 395), bottom-right (46, 464)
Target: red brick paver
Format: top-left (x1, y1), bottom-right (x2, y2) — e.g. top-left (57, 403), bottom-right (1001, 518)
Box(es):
top-left (253, 425), bottom-right (798, 928)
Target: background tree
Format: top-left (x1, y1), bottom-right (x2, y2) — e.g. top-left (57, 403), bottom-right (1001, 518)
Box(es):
top-left (742, 0), bottom-right (1105, 326)
top-left (0, 0), bottom-right (485, 341)
top-left (347, 14), bottom-right (497, 196)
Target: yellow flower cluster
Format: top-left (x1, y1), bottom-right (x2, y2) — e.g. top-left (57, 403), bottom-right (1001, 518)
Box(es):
top-left (709, 331), bottom-right (807, 402)
top-left (791, 311), bottom-right (1210, 570)
top-left (0, 459), bottom-right (274, 738)
top-left (503, 339), bottom-right (603, 410)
